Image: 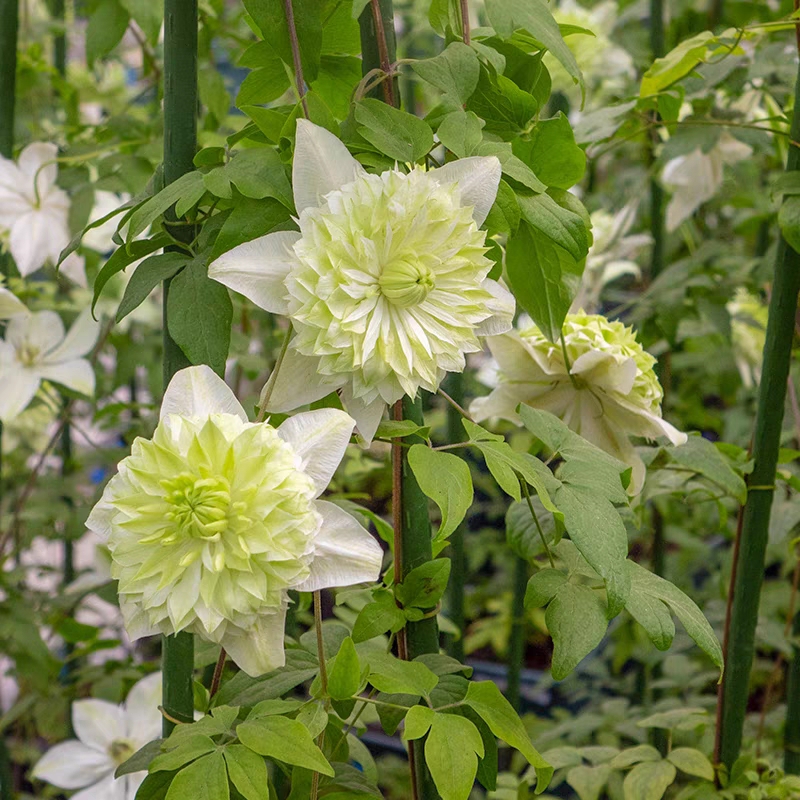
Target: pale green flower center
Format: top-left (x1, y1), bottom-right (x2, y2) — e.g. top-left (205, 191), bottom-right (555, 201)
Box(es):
top-left (17, 343), bottom-right (40, 366)
top-left (378, 258), bottom-right (435, 307)
top-left (108, 739), bottom-right (136, 766)
top-left (161, 473), bottom-right (235, 540)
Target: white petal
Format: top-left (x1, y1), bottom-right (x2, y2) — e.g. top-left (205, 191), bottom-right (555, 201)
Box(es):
top-left (60, 252), bottom-right (88, 287)
top-left (277, 409), bottom-right (355, 498)
top-left (0, 360), bottom-right (40, 423)
top-left (44, 308), bottom-right (100, 362)
top-left (18, 142), bottom-right (59, 196)
top-left (0, 288), bottom-right (27, 319)
top-left (221, 608), bottom-right (288, 677)
top-left (293, 119), bottom-right (365, 215)
top-left (7, 310), bottom-right (64, 354)
top-left (295, 501), bottom-right (383, 592)
top-left (9, 211), bottom-right (55, 275)
top-left (32, 740), bottom-right (113, 789)
top-left (37, 359), bottom-right (95, 397)
top-left (123, 673), bottom-right (163, 744)
top-left (86, 496), bottom-right (115, 539)
top-left (73, 699), bottom-right (125, 752)
top-left (340, 386), bottom-right (386, 444)
top-left (119, 599), bottom-right (159, 640)
top-left (71, 772), bottom-right (127, 800)
top-left (264, 346), bottom-right (340, 412)
top-left (570, 350), bottom-right (636, 396)
top-left (469, 385), bottom-right (523, 424)
top-left (475, 279), bottom-right (515, 337)
top-left (430, 156), bottom-right (502, 226)
top-left (161, 365), bottom-right (247, 422)
top-left (208, 231), bottom-right (300, 315)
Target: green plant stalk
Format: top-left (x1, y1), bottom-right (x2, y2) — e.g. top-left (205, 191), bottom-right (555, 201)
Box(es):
top-left (52, 0), bottom-right (66, 76)
top-left (444, 375), bottom-right (466, 662)
top-left (786, 609), bottom-right (800, 773)
top-left (160, 0), bottom-right (198, 737)
top-left (717, 59), bottom-right (800, 769)
top-left (506, 556), bottom-right (528, 712)
top-left (358, 0), bottom-right (398, 105)
top-left (0, 0), bottom-right (18, 159)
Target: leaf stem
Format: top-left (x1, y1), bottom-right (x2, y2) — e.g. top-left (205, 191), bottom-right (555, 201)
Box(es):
top-left (209, 648), bottom-right (226, 698)
top-left (521, 481), bottom-right (555, 568)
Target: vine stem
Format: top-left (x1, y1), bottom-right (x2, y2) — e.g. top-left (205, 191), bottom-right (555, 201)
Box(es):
top-left (209, 649), bottom-right (226, 698)
top-left (716, 49), bottom-right (800, 769)
top-left (161, 0), bottom-right (199, 738)
top-left (459, 0), bottom-right (470, 44)
top-left (310, 590), bottom-right (328, 800)
top-left (283, 0), bottom-right (309, 118)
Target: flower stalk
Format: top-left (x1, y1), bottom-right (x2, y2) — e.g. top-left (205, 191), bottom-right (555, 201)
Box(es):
top-left (716, 56), bottom-right (800, 769)
top-left (161, 0), bottom-right (199, 736)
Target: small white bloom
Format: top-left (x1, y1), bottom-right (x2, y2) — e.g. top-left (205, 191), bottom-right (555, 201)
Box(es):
top-left (571, 204), bottom-right (650, 313)
top-left (83, 190), bottom-right (131, 254)
top-left (209, 120), bottom-right (513, 441)
top-left (0, 282), bottom-right (26, 319)
top-left (0, 308), bottom-right (99, 422)
top-left (0, 143), bottom-right (71, 276)
top-left (727, 288), bottom-right (767, 388)
top-left (661, 132), bottom-right (752, 231)
top-left (87, 365), bottom-right (383, 676)
top-left (471, 312), bottom-right (687, 493)
top-left (32, 672), bottom-right (162, 800)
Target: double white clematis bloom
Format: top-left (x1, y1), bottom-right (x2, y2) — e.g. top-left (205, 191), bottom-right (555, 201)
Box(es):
top-left (471, 312), bottom-right (687, 493)
top-left (0, 142), bottom-right (71, 276)
top-left (209, 120), bottom-right (514, 441)
top-left (87, 365), bottom-right (383, 676)
top-left (32, 672), bottom-right (161, 800)
top-left (0, 308), bottom-right (99, 422)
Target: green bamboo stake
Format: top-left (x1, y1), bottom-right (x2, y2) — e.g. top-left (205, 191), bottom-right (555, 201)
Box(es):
top-left (786, 609), bottom-right (800, 773)
top-left (0, 0), bottom-right (17, 159)
top-left (506, 556), bottom-right (528, 712)
top-left (51, 0), bottom-right (66, 77)
top-left (160, 0), bottom-right (197, 737)
top-left (716, 58), bottom-right (800, 769)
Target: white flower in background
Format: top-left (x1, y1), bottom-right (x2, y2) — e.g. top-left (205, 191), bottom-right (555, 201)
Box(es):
top-left (470, 312), bottom-right (687, 493)
top-left (661, 132), bottom-right (752, 231)
top-left (209, 120), bottom-right (513, 441)
top-left (547, 0), bottom-right (635, 106)
top-left (32, 672), bottom-right (161, 800)
top-left (83, 190), bottom-right (131, 253)
top-left (571, 204), bottom-right (650, 312)
top-left (0, 309), bottom-right (99, 422)
top-left (87, 365), bottom-right (383, 676)
top-left (0, 142), bottom-right (71, 276)
top-left (727, 288), bottom-right (767, 388)
top-left (0, 280), bottom-right (26, 319)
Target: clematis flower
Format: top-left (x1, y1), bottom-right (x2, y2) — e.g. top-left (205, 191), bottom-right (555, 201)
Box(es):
top-left (0, 308), bottom-right (99, 422)
top-left (661, 132), bottom-right (752, 231)
top-left (727, 288), bottom-right (767, 388)
top-left (32, 672), bottom-right (161, 800)
top-left (470, 312), bottom-right (687, 493)
top-left (86, 365), bottom-right (383, 676)
top-left (0, 280), bottom-right (26, 319)
top-left (83, 190), bottom-right (131, 254)
top-left (0, 142), bottom-right (71, 276)
top-left (209, 120), bottom-right (513, 441)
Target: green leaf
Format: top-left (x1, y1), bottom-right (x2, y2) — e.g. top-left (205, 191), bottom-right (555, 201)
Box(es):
top-left (428, 0), bottom-right (461, 37)
top-left (86, 0), bottom-right (129, 66)
top-left (777, 194), bottom-right (800, 253)
top-left (425, 713), bottom-right (484, 800)
top-left (199, 68), bottom-right (230, 123)
top-left (135, 771), bottom-right (175, 800)
top-left (505, 221), bottom-right (581, 344)
top-left (476, 142), bottom-right (547, 194)
top-left (625, 561), bottom-right (723, 675)
top-left (237, 64), bottom-right (291, 107)
top-left (115, 739), bottom-right (164, 778)
top-left (411, 43), bottom-right (480, 104)
top-left (352, 591), bottom-right (406, 643)
top-left (225, 149), bottom-right (293, 207)
top-left (517, 193), bottom-right (589, 261)
top-left (437, 110), bottom-right (484, 158)
top-left (366, 652), bottom-right (439, 696)
top-left (464, 681), bottom-right (552, 792)
top-left (165, 753), bottom-right (229, 800)
top-left (524, 569), bottom-right (567, 609)
top-left (395, 559), bottom-right (451, 610)
top-left (517, 114), bottom-right (586, 190)
top-left (210, 197), bottom-right (293, 263)
top-left (375, 419), bottom-right (431, 439)
top-left (237, 716), bottom-right (334, 776)
top-left (402, 705), bottom-right (435, 740)
top-left (328, 637), bottom-right (361, 700)
top-left (566, 764), bottom-right (612, 800)
top-left (117, 253), bottom-right (188, 323)
top-left (665, 435), bottom-right (747, 503)
top-left (408, 445), bottom-right (473, 541)
top-left (640, 31), bottom-right (716, 96)
top-left (609, 745), bottom-right (663, 769)
top-left (636, 707), bottom-right (709, 731)
top-left (223, 745), bottom-right (268, 800)
top-left (150, 736), bottom-right (218, 772)
top-left (311, 55), bottom-right (362, 118)
top-left (546, 583), bottom-right (608, 680)
top-left (355, 99), bottom-right (434, 162)
top-left (120, 0), bottom-right (161, 42)
top-left (484, 0), bottom-right (584, 100)
top-left (624, 580), bottom-right (675, 652)
top-left (666, 748), bottom-right (714, 781)
top-left (167, 259), bottom-right (233, 377)
top-left (622, 760), bottom-right (676, 800)
top-left (127, 172), bottom-right (205, 242)
top-left (466, 67), bottom-right (538, 139)
top-left (505, 497), bottom-right (559, 561)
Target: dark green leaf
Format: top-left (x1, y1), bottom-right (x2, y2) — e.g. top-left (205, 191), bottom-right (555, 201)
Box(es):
top-left (355, 99), bottom-right (434, 162)
top-left (411, 43), bottom-right (480, 104)
top-left (517, 114), bottom-right (586, 190)
top-left (395, 559), bottom-right (451, 610)
top-left (328, 637), bottom-right (361, 700)
top-left (86, 0), bottom-right (129, 66)
top-left (117, 253), bottom-right (188, 323)
top-left (352, 591), bottom-right (406, 643)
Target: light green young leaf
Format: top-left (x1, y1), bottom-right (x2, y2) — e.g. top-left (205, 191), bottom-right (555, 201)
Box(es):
top-left (465, 681), bottom-right (552, 792)
top-left (328, 636), bottom-right (362, 701)
top-left (437, 110), bottom-right (484, 158)
top-left (367, 652), bottom-right (439, 697)
top-left (165, 752), bottom-right (229, 800)
top-left (411, 43), bottom-right (480, 104)
top-left (402, 705), bottom-right (435, 740)
top-left (237, 716), bottom-right (334, 776)
top-left (566, 764), bottom-right (611, 800)
top-left (425, 713), bottom-right (484, 800)
top-left (352, 591), bottom-right (406, 643)
top-left (622, 760), bottom-right (676, 800)
top-left (223, 745), bottom-right (268, 800)
top-left (355, 99), bottom-right (434, 162)
top-left (546, 583), bottom-right (608, 680)
top-left (408, 445), bottom-right (473, 541)
top-left (150, 735), bottom-right (217, 773)
top-left (395, 559), bottom-right (451, 610)
top-left (666, 748), bottom-right (714, 781)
